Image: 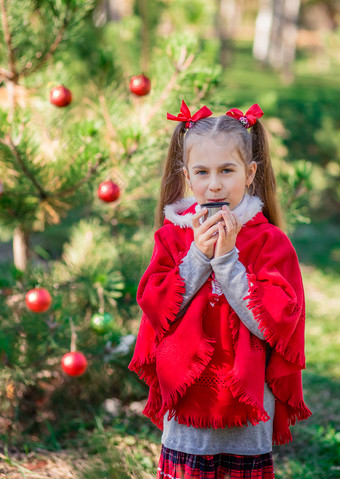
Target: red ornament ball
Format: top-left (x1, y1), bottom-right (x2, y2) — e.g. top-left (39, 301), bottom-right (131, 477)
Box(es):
top-left (97, 180), bottom-right (120, 203)
top-left (61, 351), bottom-right (88, 377)
top-left (50, 85), bottom-right (72, 107)
top-left (129, 74), bottom-right (151, 96)
top-left (26, 288), bottom-right (52, 313)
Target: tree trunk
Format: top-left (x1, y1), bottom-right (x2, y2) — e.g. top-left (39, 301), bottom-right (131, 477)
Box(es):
top-left (13, 226), bottom-right (30, 271)
top-left (280, 0), bottom-right (301, 77)
top-left (253, 0), bottom-right (274, 63)
top-left (253, 0), bottom-right (301, 77)
top-left (215, 0), bottom-right (241, 68)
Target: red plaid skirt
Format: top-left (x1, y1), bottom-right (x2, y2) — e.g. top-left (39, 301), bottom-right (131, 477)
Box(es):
top-left (157, 446), bottom-right (275, 479)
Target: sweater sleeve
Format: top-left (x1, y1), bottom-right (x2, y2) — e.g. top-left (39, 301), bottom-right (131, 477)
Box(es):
top-left (176, 242), bottom-right (212, 318)
top-left (210, 248), bottom-right (265, 340)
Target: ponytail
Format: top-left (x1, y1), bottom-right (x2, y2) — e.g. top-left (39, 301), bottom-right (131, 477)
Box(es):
top-left (155, 123), bottom-right (187, 229)
top-left (251, 121), bottom-right (284, 229)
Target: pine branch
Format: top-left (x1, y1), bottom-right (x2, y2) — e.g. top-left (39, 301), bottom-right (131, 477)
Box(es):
top-left (19, 14), bottom-right (69, 78)
top-left (1, 137), bottom-right (103, 201)
top-left (99, 95), bottom-right (118, 154)
top-left (57, 154), bottom-right (104, 198)
top-left (0, 201), bottom-right (19, 219)
top-left (0, 4), bottom-right (69, 81)
top-left (3, 135), bottom-right (48, 200)
top-left (0, 0), bottom-right (18, 82)
top-left (284, 182), bottom-right (308, 209)
top-left (141, 47), bottom-right (195, 128)
top-left (0, 66), bottom-right (12, 81)
top-left (194, 82), bottom-right (210, 103)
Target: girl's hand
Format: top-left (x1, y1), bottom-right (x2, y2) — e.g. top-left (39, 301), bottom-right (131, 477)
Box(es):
top-left (192, 208), bottom-right (224, 259)
top-left (214, 206), bottom-right (242, 258)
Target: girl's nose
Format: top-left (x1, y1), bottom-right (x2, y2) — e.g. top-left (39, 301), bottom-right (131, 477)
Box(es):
top-left (209, 176), bottom-right (222, 191)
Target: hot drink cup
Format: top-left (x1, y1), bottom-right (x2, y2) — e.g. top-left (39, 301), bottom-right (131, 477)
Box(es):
top-left (201, 202), bottom-right (230, 222)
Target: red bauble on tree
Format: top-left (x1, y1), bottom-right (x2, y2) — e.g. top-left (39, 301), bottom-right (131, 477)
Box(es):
top-left (129, 74), bottom-right (151, 96)
top-left (61, 351), bottom-right (88, 377)
top-left (97, 180), bottom-right (120, 203)
top-left (26, 288), bottom-right (52, 313)
top-left (50, 85), bottom-right (72, 107)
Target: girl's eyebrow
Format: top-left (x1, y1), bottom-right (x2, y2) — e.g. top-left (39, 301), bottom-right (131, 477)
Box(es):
top-left (192, 162), bottom-right (236, 169)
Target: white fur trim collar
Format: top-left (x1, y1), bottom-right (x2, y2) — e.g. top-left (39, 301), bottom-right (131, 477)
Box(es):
top-left (164, 197), bottom-right (197, 228)
top-left (164, 194), bottom-right (263, 228)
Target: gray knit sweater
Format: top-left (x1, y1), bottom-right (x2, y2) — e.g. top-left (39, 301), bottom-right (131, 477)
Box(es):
top-left (161, 243), bottom-right (275, 455)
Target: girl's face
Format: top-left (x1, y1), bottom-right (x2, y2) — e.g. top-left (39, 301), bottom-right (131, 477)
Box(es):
top-left (183, 135), bottom-right (257, 210)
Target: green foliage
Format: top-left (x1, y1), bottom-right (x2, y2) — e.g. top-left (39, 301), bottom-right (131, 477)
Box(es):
top-left (53, 218), bottom-right (124, 309)
top-left (0, 110), bottom-right (106, 231)
top-left (161, 0), bottom-right (215, 33)
top-left (277, 160), bottom-right (313, 229)
top-left (0, 0), bottom-right (96, 73)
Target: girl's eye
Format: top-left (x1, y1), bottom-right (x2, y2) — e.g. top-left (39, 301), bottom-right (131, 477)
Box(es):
top-left (194, 169), bottom-right (232, 175)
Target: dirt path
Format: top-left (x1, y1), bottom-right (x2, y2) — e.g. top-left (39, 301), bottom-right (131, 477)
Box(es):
top-left (0, 450), bottom-right (87, 479)
top-left (0, 442), bottom-right (158, 479)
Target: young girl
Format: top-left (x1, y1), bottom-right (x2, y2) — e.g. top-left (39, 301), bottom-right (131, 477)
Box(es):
top-left (129, 100), bottom-right (311, 479)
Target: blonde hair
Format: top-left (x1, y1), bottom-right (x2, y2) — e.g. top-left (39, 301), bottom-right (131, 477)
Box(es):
top-left (155, 116), bottom-right (283, 230)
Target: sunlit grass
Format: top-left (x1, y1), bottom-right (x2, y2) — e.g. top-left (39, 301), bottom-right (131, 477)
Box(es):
top-left (273, 264), bottom-right (340, 479)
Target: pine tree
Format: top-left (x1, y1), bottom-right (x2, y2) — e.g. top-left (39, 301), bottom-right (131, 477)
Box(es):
top-left (0, 0), bottom-right (100, 271)
top-left (0, 0), bottom-right (222, 448)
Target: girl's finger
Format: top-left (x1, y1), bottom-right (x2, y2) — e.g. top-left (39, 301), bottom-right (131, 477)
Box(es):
top-left (202, 210), bottom-right (224, 228)
top-left (205, 235), bottom-right (219, 247)
top-left (192, 208), bottom-right (207, 229)
top-left (217, 221), bottom-right (226, 239)
top-left (223, 210), bottom-right (239, 231)
top-left (202, 226), bottom-right (220, 245)
top-left (222, 210), bottom-right (234, 232)
top-left (201, 222), bottom-right (220, 240)
top-left (196, 210), bottom-right (224, 235)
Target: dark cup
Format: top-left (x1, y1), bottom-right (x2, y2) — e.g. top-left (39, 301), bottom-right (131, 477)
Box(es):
top-left (201, 202), bottom-right (230, 222)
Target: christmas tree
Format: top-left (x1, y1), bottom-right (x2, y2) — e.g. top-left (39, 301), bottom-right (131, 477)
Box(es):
top-left (0, 0), bottom-right (221, 449)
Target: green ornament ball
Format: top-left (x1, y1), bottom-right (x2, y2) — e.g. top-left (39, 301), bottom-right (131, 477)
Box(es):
top-left (90, 312), bottom-right (115, 334)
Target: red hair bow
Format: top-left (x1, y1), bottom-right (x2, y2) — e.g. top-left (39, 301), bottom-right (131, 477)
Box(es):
top-left (167, 100), bottom-right (212, 129)
top-left (226, 103), bottom-right (263, 128)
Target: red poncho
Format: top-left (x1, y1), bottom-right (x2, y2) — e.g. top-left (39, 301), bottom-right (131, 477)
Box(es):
top-left (129, 202), bottom-right (311, 445)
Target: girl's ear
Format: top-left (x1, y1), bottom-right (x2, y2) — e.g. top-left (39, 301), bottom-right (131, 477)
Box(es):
top-left (246, 161), bottom-right (257, 187)
top-left (183, 167), bottom-right (193, 189)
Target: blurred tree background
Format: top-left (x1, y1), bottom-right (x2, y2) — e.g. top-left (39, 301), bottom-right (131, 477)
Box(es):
top-left (0, 0), bottom-right (339, 477)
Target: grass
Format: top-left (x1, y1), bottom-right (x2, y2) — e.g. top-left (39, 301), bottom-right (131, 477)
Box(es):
top-left (272, 264), bottom-right (340, 479)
